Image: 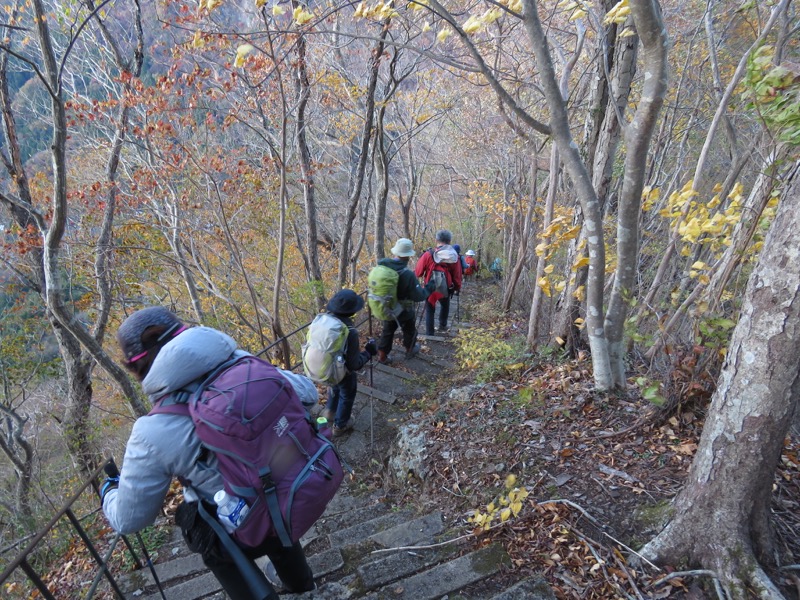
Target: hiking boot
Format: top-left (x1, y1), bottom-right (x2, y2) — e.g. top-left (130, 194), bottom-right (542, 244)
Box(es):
top-left (332, 418), bottom-right (354, 437)
top-left (438, 325), bottom-right (449, 333)
top-left (377, 350), bottom-right (392, 365)
top-left (405, 343), bottom-right (420, 359)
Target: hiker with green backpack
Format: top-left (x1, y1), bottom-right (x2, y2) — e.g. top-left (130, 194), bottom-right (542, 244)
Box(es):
top-left (303, 289), bottom-right (376, 436)
top-left (368, 238), bottom-right (435, 364)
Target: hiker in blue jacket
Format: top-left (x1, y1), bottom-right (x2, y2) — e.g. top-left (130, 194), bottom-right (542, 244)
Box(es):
top-left (375, 238), bottom-right (434, 364)
top-left (101, 307), bottom-right (317, 599)
top-left (323, 289), bottom-right (377, 436)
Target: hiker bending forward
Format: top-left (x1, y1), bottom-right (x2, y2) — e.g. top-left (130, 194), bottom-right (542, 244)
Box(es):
top-left (375, 238), bottom-right (433, 363)
top-left (102, 307), bottom-right (317, 599)
top-left (323, 289), bottom-right (376, 436)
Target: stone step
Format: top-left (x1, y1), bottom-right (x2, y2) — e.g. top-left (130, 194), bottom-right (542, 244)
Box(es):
top-left (364, 544), bottom-right (509, 600)
top-left (328, 510), bottom-right (415, 548)
top-left (356, 385), bottom-right (396, 404)
top-left (373, 362), bottom-right (416, 380)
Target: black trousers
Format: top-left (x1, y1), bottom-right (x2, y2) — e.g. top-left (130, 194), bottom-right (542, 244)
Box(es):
top-left (178, 500), bottom-right (314, 599)
top-left (202, 536), bottom-right (314, 599)
top-left (377, 307), bottom-right (417, 353)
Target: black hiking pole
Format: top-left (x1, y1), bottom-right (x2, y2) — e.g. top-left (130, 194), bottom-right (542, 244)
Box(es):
top-left (456, 293), bottom-right (460, 328)
top-left (367, 302), bottom-right (374, 451)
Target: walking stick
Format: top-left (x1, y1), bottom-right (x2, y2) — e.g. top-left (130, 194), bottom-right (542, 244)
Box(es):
top-left (367, 303), bottom-right (374, 451)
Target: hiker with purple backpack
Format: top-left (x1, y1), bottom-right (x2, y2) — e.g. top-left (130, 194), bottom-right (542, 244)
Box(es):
top-left (101, 307), bottom-right (341, 600)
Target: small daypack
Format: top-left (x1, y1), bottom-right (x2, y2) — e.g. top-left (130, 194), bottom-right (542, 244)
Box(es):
top-left (429, 248), bottom-right (454, 296)
top-left (367, 265), bottom-right (403, 322)
top-left (151, 356), bottom-right (344, 548)
top-left (302, 314), bottom-right (349, 385)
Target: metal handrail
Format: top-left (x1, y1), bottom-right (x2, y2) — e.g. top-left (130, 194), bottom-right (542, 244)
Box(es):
top-left (0, 290), bottom-right (377, 598)
top-left (0, 459), bottom-right (151, 599)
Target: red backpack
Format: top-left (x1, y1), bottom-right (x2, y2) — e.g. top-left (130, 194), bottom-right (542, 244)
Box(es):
top-left (151, 355), bottom-right (344, 548)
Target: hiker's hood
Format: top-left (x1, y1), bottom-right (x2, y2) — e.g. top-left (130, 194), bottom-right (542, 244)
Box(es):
top-left (378, 257), bottom-right (410, 272)
top-left (433, 245), bottom-right (458, 264)
top-left (142, 326), bottom-right (237, 398)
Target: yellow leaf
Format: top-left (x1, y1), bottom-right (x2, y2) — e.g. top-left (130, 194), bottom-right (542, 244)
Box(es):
top-left (698, 274), bottom-right (710, 285)
top-left (511, 501), bottom-right (522, 516)
top-left (535, 242), bottom-right (549, 257)
top-left (573, 256), bottom-right (590, 270)
top-left (505, 474), bottom-right (517, 489)
top-left (437, 27), bottom-right (452, 42)
top-left (555, 280), bottom-right (566, 292)
top-left (573, 285), bottom-right (585, 301)
top-left (255, 0), bottom-right (268, 7)
top-left (537, 277), bottom-right (552, 297)
top-left (206, 0), bottom-right (222, 10)
top-left (555, 336), bottom-right (565, 346)
top-left (421, 21), bottom-right (431, 31)
top-left (487, 502), bottom-right (496, 513)
top-left (619, 28), bottom-right (636, 37)
top-left (500, 507), bottom-right (512, 522)
top-left (191, 30), bottom-right (205, 48)
top-left (463, 16), bottom-right (482, 34)
top-left (234, 44), bottom-right (255, 68)
top-left (569, 8), bottom-right (587, 20)
top-left (544, 264), bottom-right (554, 274)
top-left (691, 261), bottom-right (706, 270)
top-left (293, 6), bottom-right (314, 24)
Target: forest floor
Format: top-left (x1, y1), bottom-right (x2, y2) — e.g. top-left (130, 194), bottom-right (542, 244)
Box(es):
top-left (365, 282), bottom-right (800, 600)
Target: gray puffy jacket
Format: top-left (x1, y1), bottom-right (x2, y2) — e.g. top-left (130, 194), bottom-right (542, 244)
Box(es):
top-left (102, 326), bottom-right (318, 535)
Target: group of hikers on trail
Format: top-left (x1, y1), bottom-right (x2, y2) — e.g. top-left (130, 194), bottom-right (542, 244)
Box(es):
top-left (100, 229), bottom-right (485, 599)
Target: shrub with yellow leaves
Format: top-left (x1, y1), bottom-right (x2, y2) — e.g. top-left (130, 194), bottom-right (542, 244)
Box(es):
top-left (467, 474), bottom-right (530, 532)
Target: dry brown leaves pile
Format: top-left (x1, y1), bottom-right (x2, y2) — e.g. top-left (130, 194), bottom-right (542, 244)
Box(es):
top-left (395, 329), bottom-right (800, 599)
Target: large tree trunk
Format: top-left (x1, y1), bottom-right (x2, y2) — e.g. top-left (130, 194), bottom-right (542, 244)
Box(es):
top-left (639, 171), bottom-right (800, 600)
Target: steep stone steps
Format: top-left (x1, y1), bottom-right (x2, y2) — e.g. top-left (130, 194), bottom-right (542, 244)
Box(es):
top-left (115, 326), bottom-right (554, 599)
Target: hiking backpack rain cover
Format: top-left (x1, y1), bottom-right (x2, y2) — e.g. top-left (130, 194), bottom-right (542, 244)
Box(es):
top-left (302, 314), bottom-right (349, 385)
top-left (367, 265), bottom-right (403, 322)
top-left (152, 356), bottom-right (344, 548)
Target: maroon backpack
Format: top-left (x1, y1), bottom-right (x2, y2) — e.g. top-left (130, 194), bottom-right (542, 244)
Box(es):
top-left (151, 355), bottom-right (344, 548)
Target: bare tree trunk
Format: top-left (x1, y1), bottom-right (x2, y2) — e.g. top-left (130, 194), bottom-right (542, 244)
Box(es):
top-left (502, 160), bottom-right (538, 311)
top-left (640, 169), bottom-right (800, 600)
top-left (528, 148), bottom-right (560, 349)
top-left (521, 0), bottom-right (612, 389)
top-left (336, 17), bottom-right (390, 289)
top-left (294, 32), bottom-right (324, 309)
top-left (604, 0), bottom-right (668, 386)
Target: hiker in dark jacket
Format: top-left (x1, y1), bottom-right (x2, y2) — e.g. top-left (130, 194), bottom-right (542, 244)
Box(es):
top-left (376, 238), bottom-right (434, 364)
top-left (323, 289), bottom-right (376, 436)
top-left (102, 307), bottom-right (317, 599)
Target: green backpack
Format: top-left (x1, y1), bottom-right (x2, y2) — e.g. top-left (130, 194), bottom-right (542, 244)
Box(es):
top-left (367, 265), bottom-right (403, 322)
top-left (302, 313), bottom-right (349, 384)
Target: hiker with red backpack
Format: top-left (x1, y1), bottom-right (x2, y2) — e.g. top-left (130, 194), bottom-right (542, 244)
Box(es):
top-left (368, 238), bottom-right (435, 364)
top-left (102, 307), bottom-right (341, 600)
top-left (314, 289), bottom-right (377, 436)
top-left (415, 229), bottom-right (463, 336)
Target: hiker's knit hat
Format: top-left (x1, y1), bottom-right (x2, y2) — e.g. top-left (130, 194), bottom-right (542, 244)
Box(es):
top-left (326, 289), bottom-right (365, 316)
top-left (453, 244), bottom-right (461, 254)
top-left (390, 238), bottom-right (415, 257)
top-left (435, 229), bottom-right (452, 244)
top-left (117, 306), bottom-right (184, 364)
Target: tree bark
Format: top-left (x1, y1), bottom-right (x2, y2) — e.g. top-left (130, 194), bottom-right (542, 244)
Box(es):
top-left (604, 0), bottom-right (668, 386)
top-left (521, 0), bottom-right (612, 389)
top-left (640, 170), bottom-right (800, 600)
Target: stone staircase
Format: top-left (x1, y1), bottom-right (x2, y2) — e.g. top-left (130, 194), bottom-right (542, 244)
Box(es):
top-left (117, 307), bottom-right (556, 600)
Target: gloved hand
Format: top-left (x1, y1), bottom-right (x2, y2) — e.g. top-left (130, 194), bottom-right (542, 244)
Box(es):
top-left (100, 459), bottom-right (120, 504)
top-left (365, 339), bottom-right (377, 357)
top-left (454, 289), bottom-right (460, 296)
